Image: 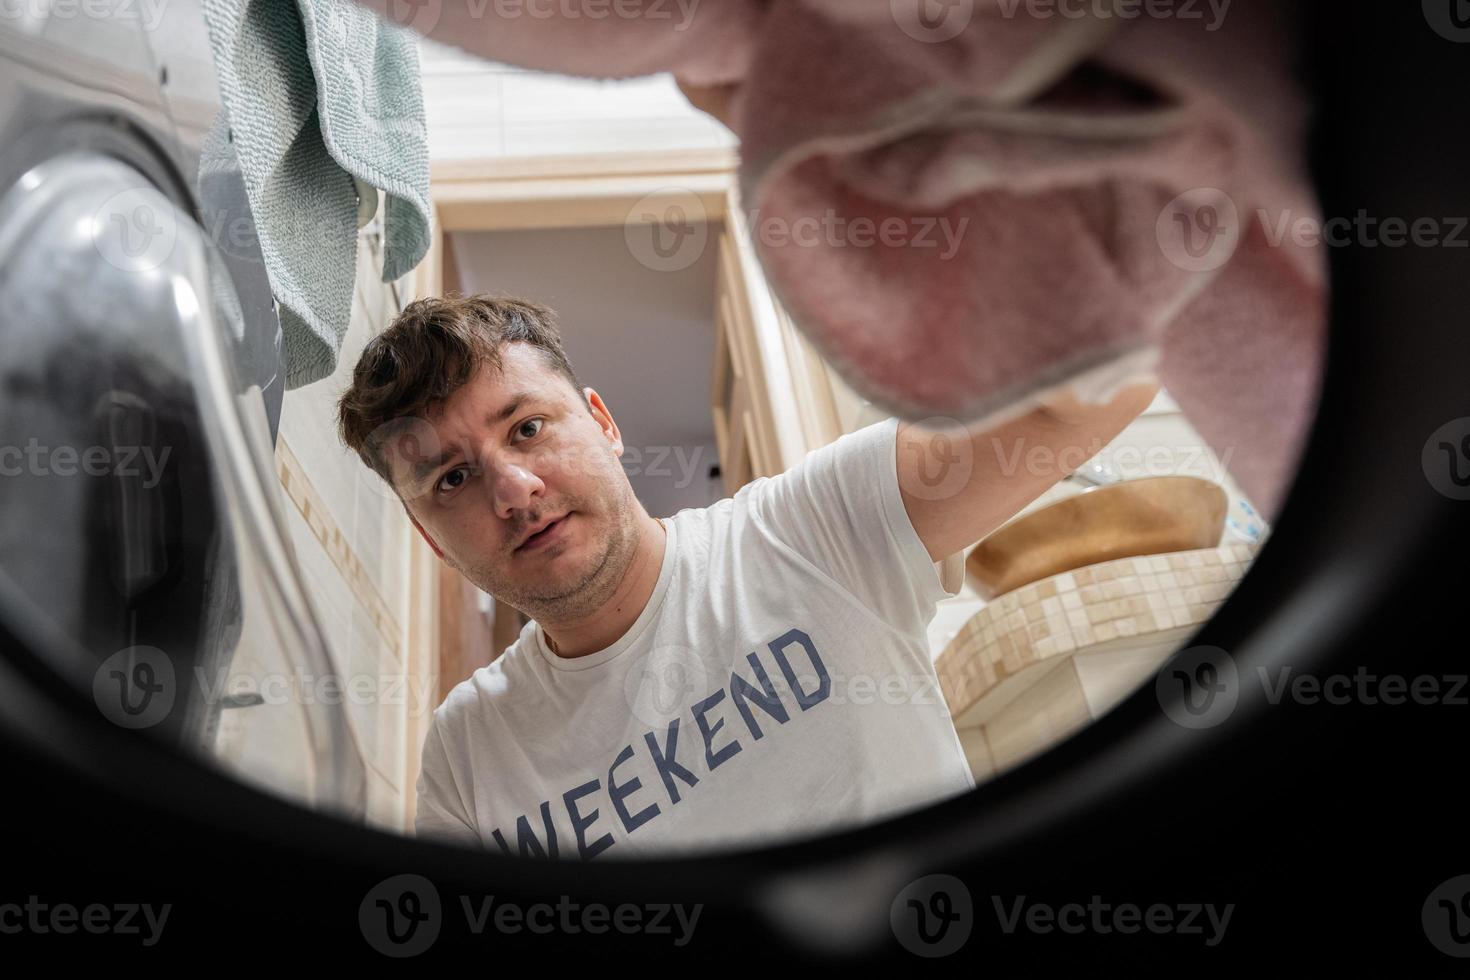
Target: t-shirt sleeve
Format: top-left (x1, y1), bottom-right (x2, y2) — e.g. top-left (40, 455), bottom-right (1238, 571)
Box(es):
top-left (744, 416), bottom-right (963, 639)
top-left (412, 710), bottom-right (482, 849)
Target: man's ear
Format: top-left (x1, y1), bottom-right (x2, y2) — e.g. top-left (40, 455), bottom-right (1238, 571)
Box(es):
top-left (404, 505), bottom-right (445, 560)
top-left (584, 386), bottom-right (623, 456)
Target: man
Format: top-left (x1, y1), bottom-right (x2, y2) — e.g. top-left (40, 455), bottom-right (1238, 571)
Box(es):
top-left (336, 294), bottom-right (1158, 860)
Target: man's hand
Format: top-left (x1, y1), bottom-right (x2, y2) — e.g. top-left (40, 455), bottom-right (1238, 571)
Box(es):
top-left (897, 382), bottom-right (1162, 563)
top-left (676, 77), bottom-right (741, 130)
top-left (1035, 382), bottom-right (1160, 427)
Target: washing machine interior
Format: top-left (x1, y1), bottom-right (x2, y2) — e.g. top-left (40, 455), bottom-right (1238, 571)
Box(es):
top-left (0, 0), bottom-right (1464, 965)
top-left (0, 1), bottom-right (365, 818)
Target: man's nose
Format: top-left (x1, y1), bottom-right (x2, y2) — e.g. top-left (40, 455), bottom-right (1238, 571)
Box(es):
top-left (478, 446), bottom-right (544, 519)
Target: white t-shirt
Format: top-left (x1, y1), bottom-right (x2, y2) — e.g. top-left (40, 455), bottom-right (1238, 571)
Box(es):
top-left (413, 417), bottom-right (977, 860)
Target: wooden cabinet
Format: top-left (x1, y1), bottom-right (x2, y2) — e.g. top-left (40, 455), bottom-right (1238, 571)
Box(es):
top-left (709, 206), bottom-right (849, 494)
top-left (710, 255), bottom-right (763, 495)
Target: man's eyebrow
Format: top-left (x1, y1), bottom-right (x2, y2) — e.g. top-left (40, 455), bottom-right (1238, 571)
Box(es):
top-left (407, 391), bottom-right (535, 483)
top-left (489, 391), bottom-right (533, 427)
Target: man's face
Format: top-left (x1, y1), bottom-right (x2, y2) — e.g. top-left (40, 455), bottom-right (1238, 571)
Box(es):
top-left (384, 342), bottom-right (641, 618)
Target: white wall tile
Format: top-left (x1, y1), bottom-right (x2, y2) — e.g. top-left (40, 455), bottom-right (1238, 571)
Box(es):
top-left (419, 39), bottom-right (732, 161)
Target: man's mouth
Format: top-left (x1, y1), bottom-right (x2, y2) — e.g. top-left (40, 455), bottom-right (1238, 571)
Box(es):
top-left (516, 514), bottom-right (571, 553)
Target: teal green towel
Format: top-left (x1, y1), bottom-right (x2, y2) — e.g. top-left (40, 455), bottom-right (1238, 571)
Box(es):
top-left (201, 0), bottom-right (431, 389)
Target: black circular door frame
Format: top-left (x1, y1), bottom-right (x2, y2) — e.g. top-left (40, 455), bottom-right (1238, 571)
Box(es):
top-left (2, 0), bottom-right (1466, 966)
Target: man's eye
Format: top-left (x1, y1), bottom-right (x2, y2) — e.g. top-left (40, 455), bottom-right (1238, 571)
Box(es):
top-left (515, 418), bottom-right (543, 441)
top-left (437, 467), bottom-right (469, 494)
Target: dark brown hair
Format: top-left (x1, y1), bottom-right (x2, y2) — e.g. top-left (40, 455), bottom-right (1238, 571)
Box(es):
top-left (336, 293), bottom-right (584, 488)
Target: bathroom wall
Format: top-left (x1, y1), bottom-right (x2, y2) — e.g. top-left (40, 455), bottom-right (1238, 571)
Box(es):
top-left (419, 40), bottom-right (736, 160)
top-left (212, 219), bottom-right (430, 835)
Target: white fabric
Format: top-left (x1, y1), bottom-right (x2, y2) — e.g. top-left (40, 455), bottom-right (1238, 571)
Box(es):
top-left (414, 417), bottom-right (976, 860)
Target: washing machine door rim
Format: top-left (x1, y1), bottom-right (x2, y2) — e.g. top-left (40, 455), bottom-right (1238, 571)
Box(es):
top-left (0, 152), bottom-right (367, 817)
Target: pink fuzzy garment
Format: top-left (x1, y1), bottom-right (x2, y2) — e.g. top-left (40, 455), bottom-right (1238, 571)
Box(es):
top-left (365, 0), bottom-right (1325, 522)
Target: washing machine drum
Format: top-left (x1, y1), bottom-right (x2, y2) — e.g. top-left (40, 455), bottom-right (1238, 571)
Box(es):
top-left (0, 153), bottom-right (365, 814)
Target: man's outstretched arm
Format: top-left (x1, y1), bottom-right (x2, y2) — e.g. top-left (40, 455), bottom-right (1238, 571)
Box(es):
top-left (899, 383), bottom-right (1162, 563)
